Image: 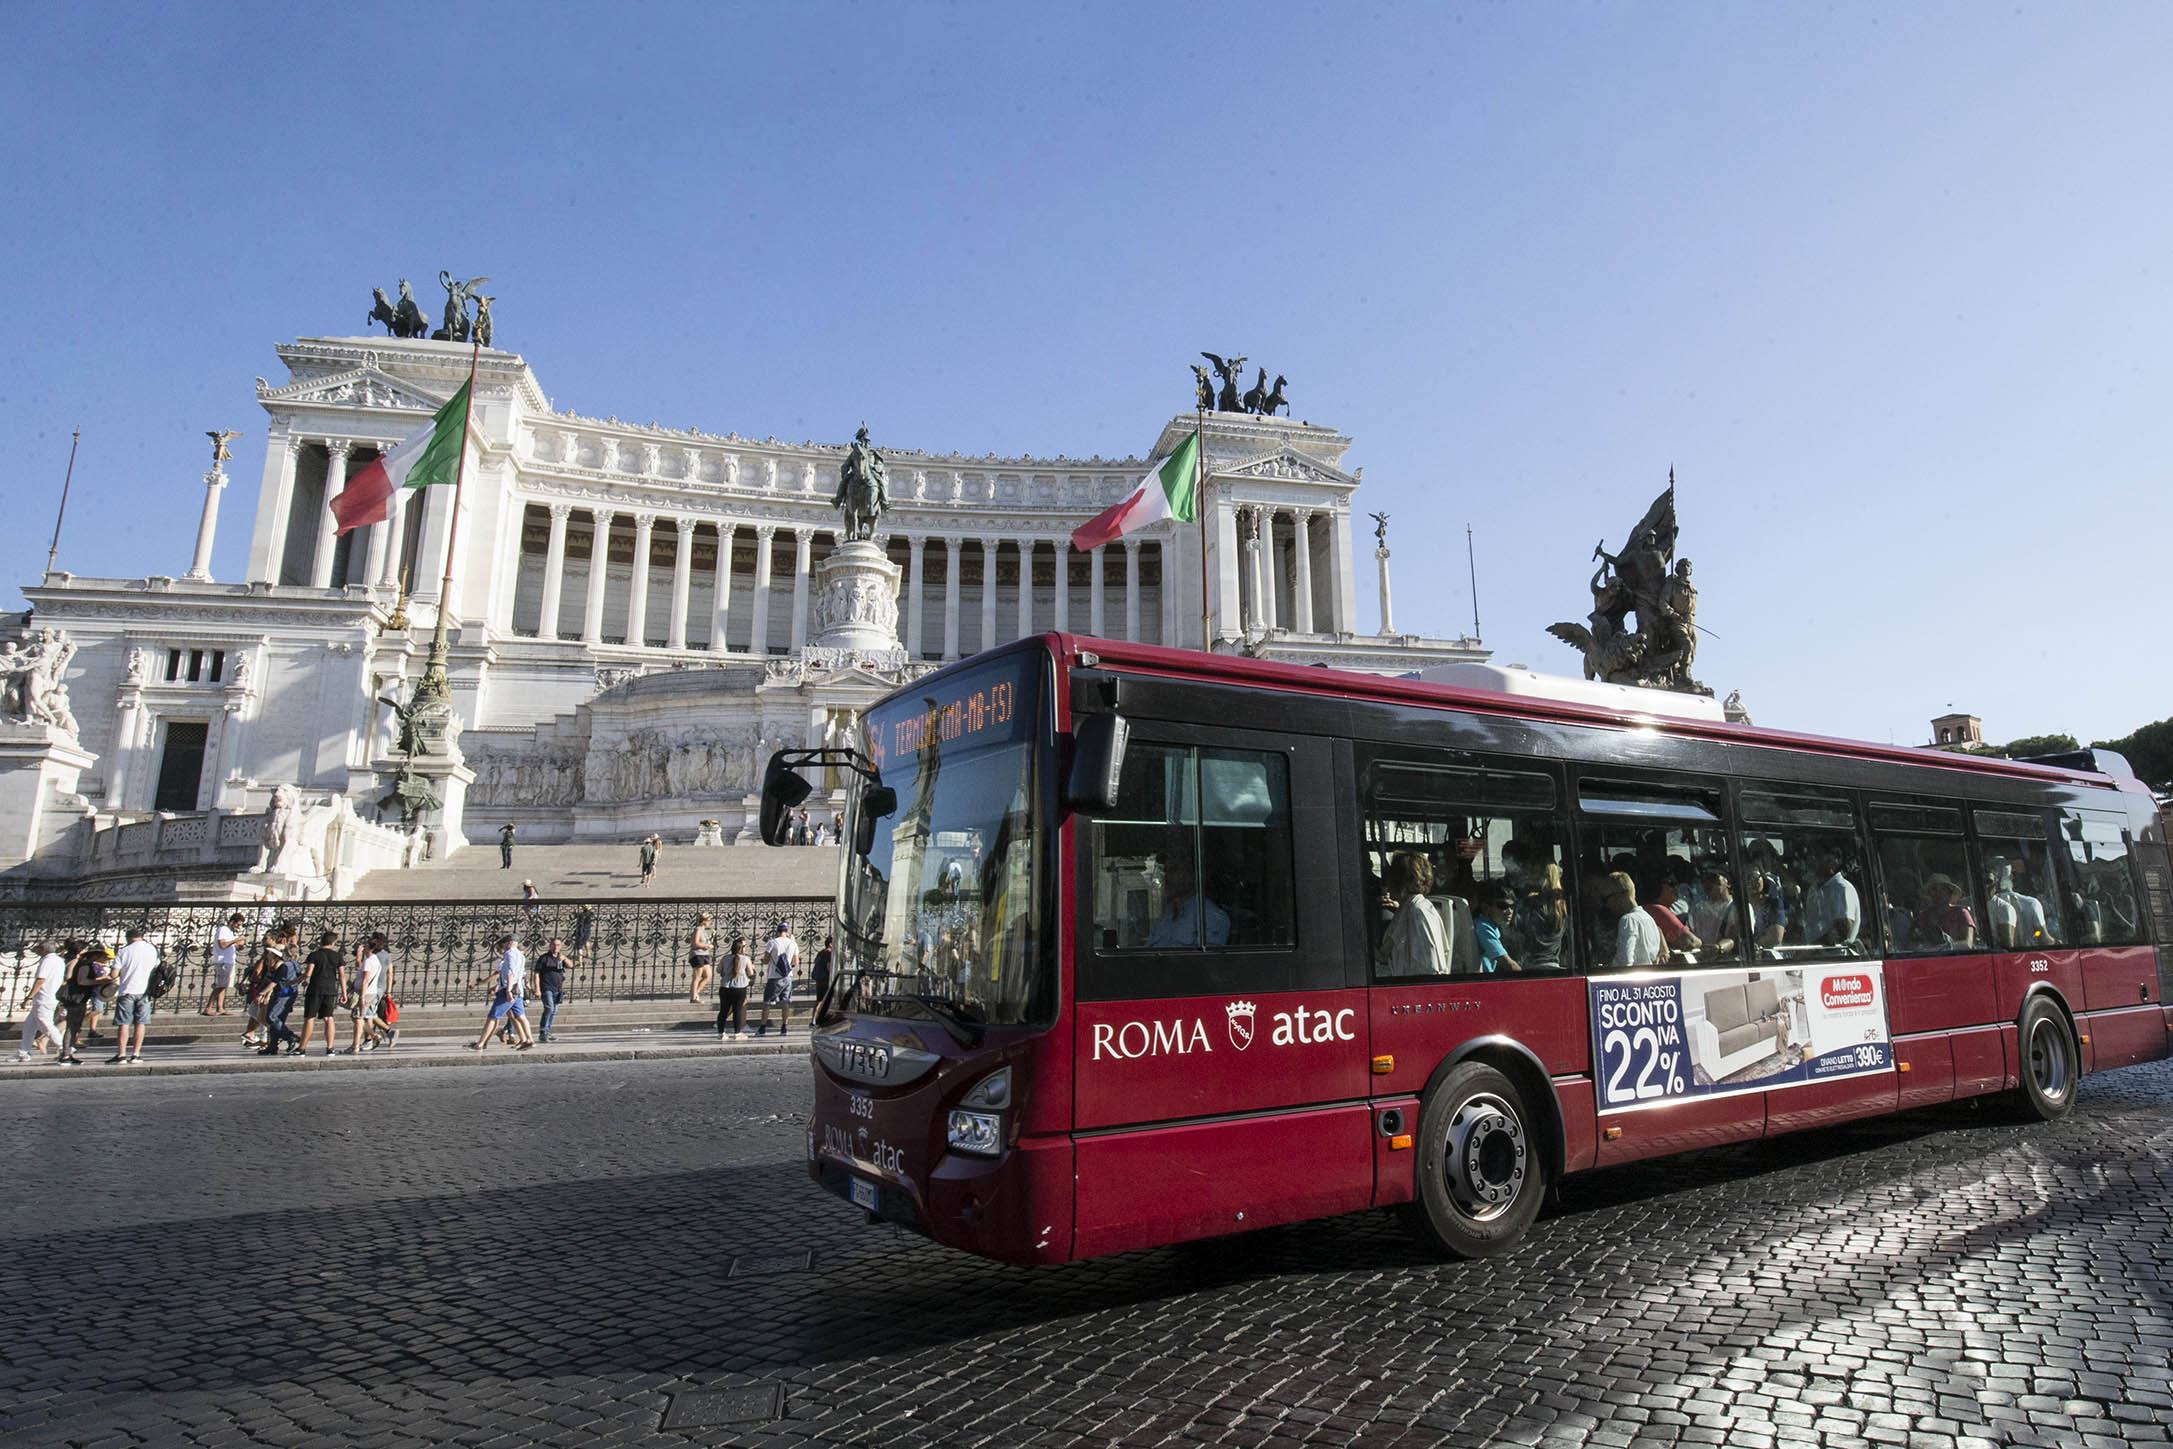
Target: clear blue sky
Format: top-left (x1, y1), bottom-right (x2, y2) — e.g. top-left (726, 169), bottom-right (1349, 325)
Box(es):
top-left (5, 2), bottom-right (2167, 746)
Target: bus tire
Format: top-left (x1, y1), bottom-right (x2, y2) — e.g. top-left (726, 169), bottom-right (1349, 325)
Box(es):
top-left (1403, 1061), bottom-right (1546, 1259)
top-left (2012, 996), bottom-right (2079, 1122)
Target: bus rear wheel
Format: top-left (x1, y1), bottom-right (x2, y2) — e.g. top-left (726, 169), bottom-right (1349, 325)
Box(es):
top-left (1403, 1061), bottom-right (1546, 1259)
top-left (2012, 997), bottom-right (2078, 1121)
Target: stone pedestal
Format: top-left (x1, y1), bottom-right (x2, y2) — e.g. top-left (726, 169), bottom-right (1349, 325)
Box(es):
top-left (408, 755), bottom-right (475, 858)
top-left (0, 723), bottom-right (97, 871)
top-left (806, 539), bottom-right (906, 670)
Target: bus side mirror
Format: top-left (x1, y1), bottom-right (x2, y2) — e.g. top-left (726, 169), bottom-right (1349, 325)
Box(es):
top-left (854, 785), bottom-right (897, 856)
top-left (760, 754), bottom-right (812, 846)
top-left (1065, 712), bottom-right (1130, 814)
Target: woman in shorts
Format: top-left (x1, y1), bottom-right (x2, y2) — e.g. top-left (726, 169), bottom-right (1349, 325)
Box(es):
top-left (687, 913), bottom-right (715, 1002)
top-left (717, 934), bottom-right (751, 1040)
top-left (346, 931), bottom-right (392, 1054)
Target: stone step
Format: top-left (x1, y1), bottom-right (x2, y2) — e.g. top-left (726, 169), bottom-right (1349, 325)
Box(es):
top-left (346, 843), bottom-right (840, 901)
top-left (118, 994), bottom-right (813, 1045)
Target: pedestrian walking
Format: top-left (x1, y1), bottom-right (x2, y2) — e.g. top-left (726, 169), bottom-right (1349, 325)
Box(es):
top-left (687, 913), bottom-right (715, 1002)
top-left (521, 878), bottom-right (541, 921)
top-left (107, 927), bottom-right (160, 1065)
top-left (638, 833), bottom-right (660, 886)
top-left (79, 941), bottom-right (113, 1046)
top-left (755, 920), bottom-right (798, 1037)
top-left (259, 928), bottom-right (304, 1056)
top-left (499, 822), bottom-right (517, 868)
top-left (16, 939), bottom-right (67, 1062)
top-left (534, 936), bottom-right (569, 1042)
top-left (571, 902), bottom-right (597, 966)
top-left (468, 934), bottom-right (535, 1051)
top-left (717, 934), bottom-right (751, 1040)
top-left (202, 911), bottom-right (244, 1016)
top-left (812, 933), bottom-right (836, 1013)
top-left (297, 930), bottom-right (345, 1057)
top-left (240, 923), bottom-right (285, 1049)
top-left (55, 941), bottom-right (107, 1066)
top-left (346, 932), bottom-right (393, 1054)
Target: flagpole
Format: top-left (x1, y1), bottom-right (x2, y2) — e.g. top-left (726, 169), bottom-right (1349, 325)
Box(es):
top-left (44, 426), bottom-right (81, 577)
top-left (1194, 407), bottom-right (1209, 652)
top-left (416, 326), bottom-right (483, 701)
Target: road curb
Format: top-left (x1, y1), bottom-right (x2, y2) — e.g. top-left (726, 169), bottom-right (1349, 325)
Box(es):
top-left (0, 1037), bottom-right (810, 1081)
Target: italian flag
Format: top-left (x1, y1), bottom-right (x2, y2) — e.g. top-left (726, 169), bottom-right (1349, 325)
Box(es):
top-left (1069, 429), bottom-right (1201, 552)
top-left (330, 380), bottom-right (473, 534)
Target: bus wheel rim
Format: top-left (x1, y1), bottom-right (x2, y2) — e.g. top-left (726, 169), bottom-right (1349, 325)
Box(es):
top-left (2028, 1016), bottom-right (2070, 1102)
top-left (1445, 1092), bottom-right (1527, 1221)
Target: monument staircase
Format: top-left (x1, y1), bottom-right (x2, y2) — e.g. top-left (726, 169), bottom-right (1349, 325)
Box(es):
top-left (344, 842), bottom-right (840, 901)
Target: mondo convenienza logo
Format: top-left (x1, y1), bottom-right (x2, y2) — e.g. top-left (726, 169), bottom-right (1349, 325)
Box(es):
top-left (1821, 974), bottom-right (1876, 1010)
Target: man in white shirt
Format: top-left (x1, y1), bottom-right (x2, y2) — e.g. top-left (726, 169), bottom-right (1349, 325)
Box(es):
top-left (1802, 849), bottom-right (1862, 949)
top-left (109, 927), bottom-right (160, 1064)
top-left (468, 934), bottom-right (534, 1051)
top-left (1145, 852), bottom-right (1232, 948)
top-left (756, 922), bottom-right (799, 1037)
top-left (16, 941), bottom-right (66, 1061)
top-left (203, 912), bottom-right (243, 1016)
top-left (1606, 873), bottom-right (1666, 968)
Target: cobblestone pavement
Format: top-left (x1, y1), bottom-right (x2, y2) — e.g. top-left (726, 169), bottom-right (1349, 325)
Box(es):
top-left (4, 1055), bottom-right (2169, 1448)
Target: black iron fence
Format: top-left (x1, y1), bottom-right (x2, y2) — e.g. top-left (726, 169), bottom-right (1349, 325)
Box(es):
top-left (0, 896), bottom-right (835, 1014)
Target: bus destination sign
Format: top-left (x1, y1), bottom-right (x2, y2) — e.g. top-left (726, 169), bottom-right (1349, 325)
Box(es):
top-left (867, 656), bottom-right (1036, 774)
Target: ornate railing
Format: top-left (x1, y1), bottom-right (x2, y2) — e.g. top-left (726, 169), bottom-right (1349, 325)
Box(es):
top-left (0, 895), bottom-right (835, 1014)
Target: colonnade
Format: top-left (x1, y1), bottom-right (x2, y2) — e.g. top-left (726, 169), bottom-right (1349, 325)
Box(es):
top-left (511, 504), bottom-right (1175, 657)
top-left (261, 436), bottom-right (422, 592)
top-left (1235, 502), bottom-right (1336, 636)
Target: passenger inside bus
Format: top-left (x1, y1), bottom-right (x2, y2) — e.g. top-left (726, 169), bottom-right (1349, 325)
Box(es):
top-left (1509, 859), bottom-right (1569, 969)
top-left (1602, 872), bottom-right (1668, 967)
top-left (1144, 850), bottom-right (1230, 948)
top-left (1688, 868), bottom-right (1742, 958)
top-left (1801, 845), bottom-right (1863, 949)
top-left (1472, 886), bottom-right (1522, 973)
top-left (1914, 872), bottom-right (1976, 948)
top-left (1641, 872), bottom-right (1701, 958)
top-left (1378, 851), bottom-right (1449, 975)
top-left (1985, 856), bottom-right (2056, 948)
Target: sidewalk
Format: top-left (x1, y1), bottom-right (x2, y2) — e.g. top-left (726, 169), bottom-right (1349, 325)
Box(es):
top-left (0, 1023), bottom-right (811, 1081)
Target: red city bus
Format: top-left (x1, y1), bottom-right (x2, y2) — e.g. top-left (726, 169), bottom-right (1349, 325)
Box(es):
top-left (761, 635), bottom-right (2172, 1264)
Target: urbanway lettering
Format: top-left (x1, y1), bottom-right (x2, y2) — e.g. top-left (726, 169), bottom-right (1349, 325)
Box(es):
top-left (1092, 1005), bottom-right (1356, 1061)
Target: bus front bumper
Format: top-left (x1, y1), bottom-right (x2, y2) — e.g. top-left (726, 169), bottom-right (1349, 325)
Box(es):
top-left (810, 1132), bottom-right (1074, 1265)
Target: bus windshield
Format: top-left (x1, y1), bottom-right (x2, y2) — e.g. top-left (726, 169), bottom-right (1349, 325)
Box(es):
top-left (837, 651), bottom-right (1050, 1031)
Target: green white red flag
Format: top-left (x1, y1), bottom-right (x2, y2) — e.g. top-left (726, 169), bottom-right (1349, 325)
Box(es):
top-left (1069, 430), bottom-right (1201, 552)
top-left (330, 380), bottom-right (472, 534)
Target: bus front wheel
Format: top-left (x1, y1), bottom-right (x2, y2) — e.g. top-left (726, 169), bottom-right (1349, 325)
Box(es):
top-left (1403, 1061), bottom-right (1547, 1258)
top-left (2012, 996), bottom-right (2079, 1121)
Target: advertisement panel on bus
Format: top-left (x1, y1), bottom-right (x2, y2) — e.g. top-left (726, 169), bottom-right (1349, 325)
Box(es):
top-left (1590, 963), bottom-right (1892, 1112)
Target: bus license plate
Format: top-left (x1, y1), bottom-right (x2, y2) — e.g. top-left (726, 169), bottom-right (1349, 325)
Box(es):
top-left (849, 1177), bottom-right (879, 1212)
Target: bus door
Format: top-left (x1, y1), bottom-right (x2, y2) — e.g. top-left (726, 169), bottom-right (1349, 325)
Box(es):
top-left (1070, 721), bottom-right (1369, 1258)
top-left (1356, 746), bottom-right (1596, 1198)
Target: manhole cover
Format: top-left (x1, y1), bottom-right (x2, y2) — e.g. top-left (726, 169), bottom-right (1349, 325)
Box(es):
top-left (728, 1248), bottom-right (813, 1278)
top-left (661, 1382), bottom-right (785, 1429)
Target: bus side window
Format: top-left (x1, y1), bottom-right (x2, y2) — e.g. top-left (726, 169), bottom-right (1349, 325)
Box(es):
top-left (1359, 754), bottom-right (1570, 979)
top-left (1974, 810), bottom-right (2065, 949)
top-left (1868, 802), bottom-right (1982, 956)
top-left (1734, 788), bottom-right (1869, 962)
top-left (2058, 810), bottom-right (2145, 946)
top-left (1089, 742), bottom-right (1295, 952)
top-left (1574, 776), bottom-right (1730, 970)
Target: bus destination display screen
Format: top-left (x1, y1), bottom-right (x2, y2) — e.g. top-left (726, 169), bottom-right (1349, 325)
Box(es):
top-left (866, 654), bottom-right (1039, 775)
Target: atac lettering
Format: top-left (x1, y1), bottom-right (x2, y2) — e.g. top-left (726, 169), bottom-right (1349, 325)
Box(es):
top-left (1091, 1002), bottom-right (1357, 1060)
top-left (1269, 1006), bottom-right (1358, 1046)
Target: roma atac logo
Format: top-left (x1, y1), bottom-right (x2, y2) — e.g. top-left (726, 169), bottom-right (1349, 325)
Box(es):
top-left (1226, 999), bottom-right (1257, 1051)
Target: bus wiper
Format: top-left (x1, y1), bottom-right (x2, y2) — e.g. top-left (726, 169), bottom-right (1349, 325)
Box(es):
top-left (898, 993), bottom-right (985, 1048)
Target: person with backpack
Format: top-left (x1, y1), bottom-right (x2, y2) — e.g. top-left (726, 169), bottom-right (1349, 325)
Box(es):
top-left (107, 926), bottom-right (162, 1064)
top-left (259, 928), bottom-right (305, 1056)
top-left (16, 939), bottom-right (68, 1062)
top-left (56, 941), bottom-right (107, 1067)
top-left (754, 921), bottom-right (798, 1037)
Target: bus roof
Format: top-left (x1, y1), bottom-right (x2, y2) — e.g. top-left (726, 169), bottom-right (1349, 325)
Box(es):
top-left (1038, 633), bottom-right (2131, 794)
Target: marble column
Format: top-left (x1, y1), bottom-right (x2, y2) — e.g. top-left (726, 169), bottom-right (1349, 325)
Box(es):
top-left (1123, 538), bottom-right (1142, 641)
top-left (1241, 507), bottom-right (1265, 632)
top-left (711, 521), bottom-right (735, 652)
top-left (1260, 509), bottom-right (1281, 632)
top-left (538, 503), bottom-right (572, 640)
top-left (1330, 509), bottom-right (1358, 633)
top-left (667, 516), bottom-right (695, 650)
top-left (1291, 509), bottom-right (1316, 634)
top-left (582, 509), bottom-right (614, 644)
top-left (788, 528), bottom-right (815, 651)
top-left (374, 477), bottom-right (406, 589)
top-left (254, 434), bottom-right (302, 585)
top-left (1089, 544), bottom-right (1106, 636)
top-left (187, 468), bottom-right (226, 581)
top-left (1017, 539), bottom-right (1036, 637)
top-left (749, 525), bottom-right (776, 655)
top-left (979, 537), bottom-right (1000, 651)
top-left (941, 536), bottom-right (962, 660)
top-left (1213, 497), bottom-right (1242, 645)
top-left (309, 440), bottom-right (351, 588)
top-left (627, 512), bottom-right (656, 647)
top-left (905, 535), bottom-right (926, 659)
top-left (1376, 534), bottom-right (1395, 635)
top-left (1052, 540), bottom-right (1070, 633)
top-left (1160, 540), bottom-right (1180, 646)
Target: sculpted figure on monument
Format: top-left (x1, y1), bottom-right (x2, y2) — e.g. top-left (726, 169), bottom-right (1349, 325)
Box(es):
top-left (370, 279), bottom-right (431, 339)
top-left (832, 425), bottom-right (891, 542)
top-left (206, 429), bottom-right (242, 465)
top-left (434, 271), bottom-right (489, 342)
top-left (1, 629), bottom-right (81, 737)
top-left (1191, 364), bottom-right (1215, 412)
top-left (1261, 374), bottom-right (1289, 416)
top-left (369, 288), bottom-right (399, 336)
top-left (1241, 368), bottom-right (1270, 415)
top-left (1547, 480), bottom-right (1709, 694)
top-left (1200, 352), bottom-right (1247, 412)
top-left (473, 293), bottom-right (495, 349)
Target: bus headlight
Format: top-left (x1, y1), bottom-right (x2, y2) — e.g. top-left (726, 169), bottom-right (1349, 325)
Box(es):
top-left (946, 1109), bottom-right (1003, 1157)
